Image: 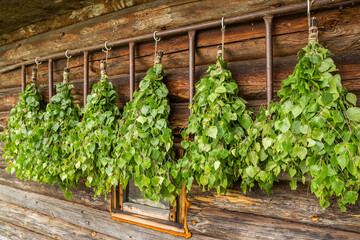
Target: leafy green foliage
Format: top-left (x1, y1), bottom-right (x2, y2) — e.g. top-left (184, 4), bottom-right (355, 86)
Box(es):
top-left (248, 41), bottom-right (360, 211)
top-left (33, 82), bottom-right (81, 198)
top-left (73, 73), bottom-right (120, 196)
top-left (2, 84), bottom-right (44, 180)
top-left (179, 56), bottom-right (253, 194)
top-left (115, 63), bottom-right (181, 203)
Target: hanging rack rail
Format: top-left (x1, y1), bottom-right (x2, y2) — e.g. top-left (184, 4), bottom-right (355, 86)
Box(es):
top-left (0, 0), bottom-right (358, 74)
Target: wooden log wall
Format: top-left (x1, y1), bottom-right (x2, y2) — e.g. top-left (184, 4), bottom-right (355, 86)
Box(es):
top-left (0, 0), bottom-right (360, 239)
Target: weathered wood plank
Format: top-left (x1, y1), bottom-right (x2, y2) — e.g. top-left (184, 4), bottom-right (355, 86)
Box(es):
top-left (0, 0), bottom-right (153, 46)
top-left (187, 205), bottom-right (360, 240)
top-left (0, 219), bottom-right (51, 240)
top-left (1, 183), bottom-right (359, 240)
top-left (0, 0), bottom-right (302, 67)
top-left (0, 166), bottom-right (109, 212)
top-left (0, 200), bottom-right (116, 240)
top-left (0, 184), bottom-right (189, 240)
top-left (187, 182), bottom-right (360, 233)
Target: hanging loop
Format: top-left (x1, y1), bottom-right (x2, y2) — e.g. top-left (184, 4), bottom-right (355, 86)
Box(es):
top-left (65, 50), bottom-right (72, 68)
top-left (153, 31), bottom-right (161, 65)
top-left (104, 41), bottom-right (112, 51)
top-left (153, 31), bottom-right (161, 42)
top-left (65, 50), bottom-right (72, 59)
top-left (35, 57), bottom-right (42, 67)
top-left (102, 41), bottom-right (111, 62)
top-left (221, 17), bottom-right (225, 29)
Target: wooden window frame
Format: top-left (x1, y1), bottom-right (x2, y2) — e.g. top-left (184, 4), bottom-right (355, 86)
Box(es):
top-left (109, 149), bottom-right (191, 238)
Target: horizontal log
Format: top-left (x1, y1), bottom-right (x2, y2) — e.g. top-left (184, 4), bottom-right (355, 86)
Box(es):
top-left (187, 182), bottom-right (360, 233)
top-left (1, 3), bottom-right (360, 89)
top-left (0, 166), bottom-right (109, 212)
top-left (0, 0), bottom-right (153, 46)
top-left (0, 200), bottom-right (116, 240)
top-left (0, 219), bottom-right (51, 240)
top-left (0, 184), bottom-right (215, 240)
top-left (187, 205), bottom-right (360, 240)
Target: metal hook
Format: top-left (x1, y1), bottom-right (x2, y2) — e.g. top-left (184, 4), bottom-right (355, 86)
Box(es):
top-left (65, 50), bottom-right (72, 59)
top-left (35, 57), bottom-right (42, 66)
top-left (221, 17), bottom-right (225, 29)
top-left (307, 0), bottom-right (315, 16)
top-left (153, 31), bottom-right (161, 42)
top-left (104, 41), bottom-right (111, 51)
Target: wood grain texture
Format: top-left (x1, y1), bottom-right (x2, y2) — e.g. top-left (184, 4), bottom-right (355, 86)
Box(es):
top-left (187, 205), bottom-right (360, 240)
top-left (0, 166), bottom-right (109, 212)
top-left (0, 0), bottom-right (304, 68)
top-left (0, 184), bottom-right (212, 240)
top-left (0, 0), bottom-right (153, 46)
top-left (187, 183), bottom-right (360, 233)
top-left (2, 183), bottom-right (360, 240)
top-left (0, 219), bottom-right (51, 240)
top-left (0, 200), bottom-right (116, 240)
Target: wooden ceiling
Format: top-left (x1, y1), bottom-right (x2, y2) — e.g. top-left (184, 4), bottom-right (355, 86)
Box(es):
top-left (0, 0), bottom-right (107, 35)
top-left (0, 0), bottom-right (153, 47)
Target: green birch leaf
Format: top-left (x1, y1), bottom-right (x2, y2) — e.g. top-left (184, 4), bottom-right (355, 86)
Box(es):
top-left (347, 107), bottom-right (360, 122)
top-left (346, 93), bottom-right (357, 106)
top-left (344, 191), bottom-right (358, 204)
top-left (206, 126), bottom-right (218, 139)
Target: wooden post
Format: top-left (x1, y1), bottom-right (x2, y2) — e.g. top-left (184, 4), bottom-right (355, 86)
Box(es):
top-left (48, 59), bottom-right (53, 100)
top-left (129, 42), bottom-right (135, 101)
top-left (21, 65), bottom-right (26, 92)
top-left (83, 51), bottom-right (89, 106)
top-left (264, 14), bottom-right (273, 106)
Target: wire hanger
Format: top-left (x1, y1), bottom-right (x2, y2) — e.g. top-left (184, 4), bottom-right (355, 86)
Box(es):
top-left (31, 57), bottom-right (41, 86)
top-left (221, 17), bottom-right (225, 61)
top-left (153, 31), bottom-right (161, 65)
top-left (65, 50), bottom-right (72, 68)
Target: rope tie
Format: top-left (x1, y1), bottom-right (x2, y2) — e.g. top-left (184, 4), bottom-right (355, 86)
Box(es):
top-left (154, 51), bottom-right (164, 65)
top-left (153, 31), bottom-right (161, 65)
top-left (31, 67), bottom-right (37, 87)
top-left (309, 17), bottom-right (318, 42)
top-left (100, 60), bottom-right (107, 81)
top-left (63, 68), bottom-right (70, 84)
